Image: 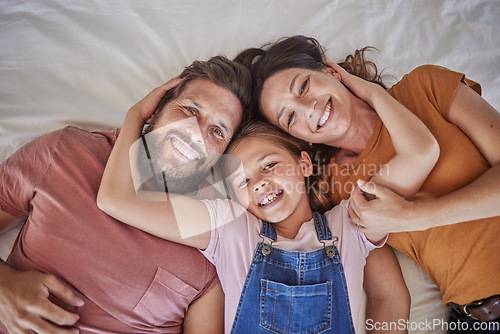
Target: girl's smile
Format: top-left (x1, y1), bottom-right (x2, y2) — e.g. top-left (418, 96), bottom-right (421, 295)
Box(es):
top-left (258, 189), bottom-right (284, 208)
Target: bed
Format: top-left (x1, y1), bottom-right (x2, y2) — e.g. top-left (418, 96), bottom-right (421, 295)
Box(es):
top-left (1, 1), bottom-right (499, 333)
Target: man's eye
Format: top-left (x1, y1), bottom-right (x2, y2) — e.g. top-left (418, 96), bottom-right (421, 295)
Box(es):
top-left (212, 127), bottom-right (224, 139)
top-left (186, 107), bottom-right (197, 115)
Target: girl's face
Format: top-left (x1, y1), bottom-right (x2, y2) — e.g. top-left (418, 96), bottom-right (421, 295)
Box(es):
top-left (260, 67), bottom-right (353, 146)
top-left (227, 137), bottom-right (313, 224)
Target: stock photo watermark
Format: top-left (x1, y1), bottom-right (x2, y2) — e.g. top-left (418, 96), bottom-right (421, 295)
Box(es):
top-left (366, 318), bottom-right (500, 332)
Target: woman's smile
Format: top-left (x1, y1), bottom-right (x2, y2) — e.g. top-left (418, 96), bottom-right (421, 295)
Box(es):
top-left (316, 98), bottom-right (333, 130)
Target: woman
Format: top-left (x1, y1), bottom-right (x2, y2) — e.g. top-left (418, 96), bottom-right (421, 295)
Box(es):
top-left (235, 35), bottom-right (500, 332)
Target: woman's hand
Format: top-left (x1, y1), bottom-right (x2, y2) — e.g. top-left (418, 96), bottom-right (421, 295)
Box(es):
top-left (325, 60), bottom-right (384, 106)
top-left (128, 77), bottom-right (182, 123)
top-left (347, 180), bottom-right (423, 234)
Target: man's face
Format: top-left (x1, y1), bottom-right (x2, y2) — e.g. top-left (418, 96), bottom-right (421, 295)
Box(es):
top-left (138, 78), bottom-right (243, 193)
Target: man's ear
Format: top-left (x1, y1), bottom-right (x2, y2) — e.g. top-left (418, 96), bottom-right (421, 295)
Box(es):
top-left (299, 151), bottom-right (313, 177)
top-left (323, 60), bottom-right (342, 80)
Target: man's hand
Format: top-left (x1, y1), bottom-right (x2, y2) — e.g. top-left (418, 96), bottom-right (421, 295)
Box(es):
top-left (348, 180), bottom-right (422, 234)
top-left (0, 263), bottom-right (83, 334)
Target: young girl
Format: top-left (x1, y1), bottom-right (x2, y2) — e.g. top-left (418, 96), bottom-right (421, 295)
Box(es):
top-left (98, 73), bottom-right (439, 333)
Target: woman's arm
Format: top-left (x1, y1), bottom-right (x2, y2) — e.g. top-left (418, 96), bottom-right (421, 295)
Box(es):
top-left (97, 81), bottom-right (211, 250)
top-left (351, 82), bottom-right (500, 231)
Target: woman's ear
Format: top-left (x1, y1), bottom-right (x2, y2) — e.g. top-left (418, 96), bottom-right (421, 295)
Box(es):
top-left (299, 151), bottom-right (313, 177)
top-left (323, 60), bottom-right (342, 80)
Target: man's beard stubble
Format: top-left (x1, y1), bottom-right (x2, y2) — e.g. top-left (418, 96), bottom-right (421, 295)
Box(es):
top-left (136, 126), bottom-right (212, 195)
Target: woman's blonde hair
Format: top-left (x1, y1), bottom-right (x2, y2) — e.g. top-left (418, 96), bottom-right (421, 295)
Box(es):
top-left (223, 121), bottom-right (334, 213)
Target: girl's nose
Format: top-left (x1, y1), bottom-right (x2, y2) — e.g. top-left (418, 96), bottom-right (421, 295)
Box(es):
top-left (254, 180), bottom-right (269, 191)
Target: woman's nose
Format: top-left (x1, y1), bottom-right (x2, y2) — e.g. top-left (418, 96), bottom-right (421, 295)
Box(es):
top-left (296, 98), bottom-right (317, 119)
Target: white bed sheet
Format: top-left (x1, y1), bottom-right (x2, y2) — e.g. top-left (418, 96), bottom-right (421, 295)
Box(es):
top-left (1, 1), bottom-right (499, 333)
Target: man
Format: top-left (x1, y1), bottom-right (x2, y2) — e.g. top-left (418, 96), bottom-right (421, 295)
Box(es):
top-left (0, 55), bottom-right (251, 333)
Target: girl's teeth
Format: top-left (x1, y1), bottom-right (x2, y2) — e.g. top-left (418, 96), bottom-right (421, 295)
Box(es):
top-left (259, 191), bottom-right (282, 206)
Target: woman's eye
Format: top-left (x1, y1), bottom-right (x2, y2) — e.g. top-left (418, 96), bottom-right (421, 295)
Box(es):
top-left (299, 78), bottom-right (309, 95)
top-left (287, 111), bottom-right (295, 128)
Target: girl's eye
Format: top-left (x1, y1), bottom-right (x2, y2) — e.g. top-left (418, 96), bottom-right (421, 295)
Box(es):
top-left (186, 107), bottom-right (197, 116)
top-left (299, 77), bottom-right (309, 95)
top-left (264, 162), bottom-right (277, 170)
top-left (238, 178), bottom-right (249, 188)
top-left (287, 111), bottom-right (295, 129)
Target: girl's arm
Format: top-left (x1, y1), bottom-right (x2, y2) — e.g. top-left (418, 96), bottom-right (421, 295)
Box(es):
top-left (328, 62), bottom-right (422, 333)
top-left (97, 81), bottom-right (211, 250)
top-left (327, 62), bottom-right (439, 239)
top-left (350, 82), bottom-right (500, 232)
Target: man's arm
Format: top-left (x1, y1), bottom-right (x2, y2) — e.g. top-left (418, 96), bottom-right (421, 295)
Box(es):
top-left (183, 283), bottom-right (224, 334)
top-left (0, 210), bottom-right (84, 333)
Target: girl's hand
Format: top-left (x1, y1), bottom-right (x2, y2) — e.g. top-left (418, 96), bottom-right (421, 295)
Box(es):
top-left (325, 60), bottom-right (384, 106)
top-left (128, 77), bottom-right (182, 123)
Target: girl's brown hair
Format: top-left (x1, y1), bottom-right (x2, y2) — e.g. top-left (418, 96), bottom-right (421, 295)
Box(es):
top-left (224, 121), bottom-right (334, 214)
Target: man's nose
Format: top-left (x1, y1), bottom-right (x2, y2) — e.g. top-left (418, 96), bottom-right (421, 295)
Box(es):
top-left (185, 125), bottom-right (204, 144)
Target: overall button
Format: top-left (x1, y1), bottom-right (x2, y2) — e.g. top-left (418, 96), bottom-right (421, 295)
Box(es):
top-left (262, 245), bottom-right (271, 256)
top-left (325, 247), bottom-right (335, 258)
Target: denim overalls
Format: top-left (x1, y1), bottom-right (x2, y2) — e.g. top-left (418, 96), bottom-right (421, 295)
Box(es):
top-left (230, 211), bottom-right (356, 334)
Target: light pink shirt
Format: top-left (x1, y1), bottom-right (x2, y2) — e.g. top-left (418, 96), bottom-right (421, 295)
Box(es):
top-left (200, 198), bottom-right (384, 333)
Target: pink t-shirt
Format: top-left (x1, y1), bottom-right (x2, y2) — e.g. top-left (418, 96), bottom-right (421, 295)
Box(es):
top-left (200, 198), bottom-right (383, 333)
top-left (0, 126), bottom-right (220, 333)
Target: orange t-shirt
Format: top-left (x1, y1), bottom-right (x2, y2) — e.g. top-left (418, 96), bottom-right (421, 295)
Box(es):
top-left (328, 65), bottom-right (500, 305)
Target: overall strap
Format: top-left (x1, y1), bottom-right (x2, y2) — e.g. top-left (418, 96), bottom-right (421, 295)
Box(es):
top-left (260, 221), bottom-right (277, 241)
top-left (313, 211), bottom-right (332, 241)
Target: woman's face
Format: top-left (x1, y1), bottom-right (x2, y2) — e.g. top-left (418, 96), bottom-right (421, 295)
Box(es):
top-left (260, 67), bottom-right (353, 145)
top-left (227, 137), bottom-right (312, 223)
